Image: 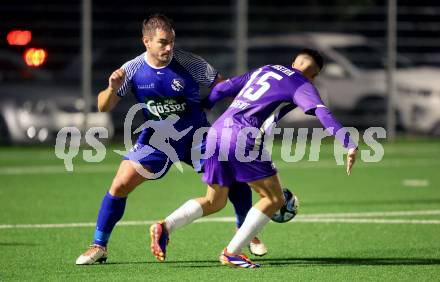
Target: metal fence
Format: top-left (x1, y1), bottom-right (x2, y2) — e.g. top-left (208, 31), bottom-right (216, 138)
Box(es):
top-left (3, 1), bottom-right (439, 77)
top-left (1, 0), bottom-right (440, 143)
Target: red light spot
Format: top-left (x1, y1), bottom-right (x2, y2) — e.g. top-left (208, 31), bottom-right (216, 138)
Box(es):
top-left (24, 48), bottom-right (47, 67)
top-left (7, 30), bottom-right (32, 46)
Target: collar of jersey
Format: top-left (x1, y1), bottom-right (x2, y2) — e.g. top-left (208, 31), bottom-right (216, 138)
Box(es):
top-left (291, 67), bottom-right (312, 83)
top-left (144, 52), bottom-right (173, 69)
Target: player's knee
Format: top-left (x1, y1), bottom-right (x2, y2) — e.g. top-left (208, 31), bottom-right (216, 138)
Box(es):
top-left (208, 197), bottom-right (227, 212)
top-left (219, 197), bottom-right (228, 210)
top-left (214, 200), bottom-right (227, 212)
top-left (110, 175), bottom-right (134, 197)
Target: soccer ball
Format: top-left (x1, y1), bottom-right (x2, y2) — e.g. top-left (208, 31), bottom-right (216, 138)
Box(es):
top-left (271, 188), bottom-right (299, 223)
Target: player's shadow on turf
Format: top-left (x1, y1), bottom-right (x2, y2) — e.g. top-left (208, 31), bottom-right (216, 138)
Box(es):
top-left (102, 260), bottom-right (220, 266)
top-left (102, 260), bottom-right (224, 268)
top-left (95, 257), bottom-right (440, 267)
top-left (163, 257), bottom-right (440, 268)
top-left (258, 257), bottom-right (440, 267)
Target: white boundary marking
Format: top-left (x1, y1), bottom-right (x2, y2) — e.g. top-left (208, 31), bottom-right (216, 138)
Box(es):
top-left (294, 218), bottom-right (440, 225)
top-left (299, 210), bottom-right (440, 218)
top-left (1, 158), bottom-right (440, 175)
top-left (402, 179), bottom-right (429, 187)
top-left (1, 210), bottom-right (440, 229)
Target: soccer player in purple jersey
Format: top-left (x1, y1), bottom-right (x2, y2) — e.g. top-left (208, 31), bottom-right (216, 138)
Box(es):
top-left (76, 14), bottom-right (267, 265)
top-left (150, 49), bottom-right (358, 268)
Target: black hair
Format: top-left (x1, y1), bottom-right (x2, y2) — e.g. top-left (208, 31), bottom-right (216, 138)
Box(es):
top-left (296, 48), bottom-right (324, 70)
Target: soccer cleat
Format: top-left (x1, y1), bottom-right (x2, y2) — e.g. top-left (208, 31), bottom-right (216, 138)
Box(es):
top-left (75, 244), bottom-right (108, 265)
top-left (149, 220), bottom-right (169, 262)
top-left (219, 248), bottom-right (260, 268)
top-left (249, 237), bottom-right (268, 257)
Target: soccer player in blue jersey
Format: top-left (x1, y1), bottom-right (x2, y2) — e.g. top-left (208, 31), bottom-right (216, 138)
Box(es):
top-left (150, 49), bottom-right (358, 268)
top-left (76, 14), bottom-right (267, 265)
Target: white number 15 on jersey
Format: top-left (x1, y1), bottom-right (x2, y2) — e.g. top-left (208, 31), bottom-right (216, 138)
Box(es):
top-left (237, 69), bottom-right (283, 101)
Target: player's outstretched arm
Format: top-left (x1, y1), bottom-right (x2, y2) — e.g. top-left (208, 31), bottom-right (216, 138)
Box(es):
top-left (97, 68), bottom-right (124, 112)
top-left (210, 74), bottom-right (225, 88)
top-left (314, 106), bottom-right (358, 175)
top-left (293, 82), bottom-right (358, 175)
top-left (202, 72), bottom-right (251, 110)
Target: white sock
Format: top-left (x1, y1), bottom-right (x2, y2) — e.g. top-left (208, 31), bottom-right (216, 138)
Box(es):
top-left (164, 199), bottom-right (203, 234)
top-left (226, 207), bottom-right (270, 254)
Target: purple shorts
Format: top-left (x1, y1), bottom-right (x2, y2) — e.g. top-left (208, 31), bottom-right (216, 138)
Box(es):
top-left (201, 134), bottom-right (277, 186)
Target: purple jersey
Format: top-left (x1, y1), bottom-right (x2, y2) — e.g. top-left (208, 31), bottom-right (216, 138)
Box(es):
top-left (204, 64), bottom-right (357, 149)
top-left (210, 65), bottom-right (323, 139)
top-left (202, 65), bottom-right (356, 186)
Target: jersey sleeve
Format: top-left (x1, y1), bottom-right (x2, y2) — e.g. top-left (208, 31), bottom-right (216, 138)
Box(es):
top-left (292, 82), bottom-right (325, 115)
top-left (202, 72), bottom-right (251, 109)
top-left (294, 82), bottom-right (357, 149)
top-left (116, 54), bottom-right (144, 97)
top-left (315, 107), bottom-right (358, 149)
top-left (173, 49), bottom-right (219, 88)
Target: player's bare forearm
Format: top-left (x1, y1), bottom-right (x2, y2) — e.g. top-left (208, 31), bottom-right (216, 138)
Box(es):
top-left (97, 68), bottom-right (125, 112)
top-left (346, 147), bottom-right (358, 176)
top-left (97, 88), bottom-right (120, 112)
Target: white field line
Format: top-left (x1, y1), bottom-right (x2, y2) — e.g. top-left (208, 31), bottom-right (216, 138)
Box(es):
top-left (1, 144), bottom-right (439, 160)
top-left (1, 158), bottom-right (440, 175)
top-left (402, 179), bottom-right (429, 187)
top-left (299, 210), bottom-right (440, 218)
top-left (294, 218), bottom-right (440, 225)
top-left (0, 147), bottom-right (437, 157)
top-left (275, 158), bottom-right (440, 169)
top-left (0, 165), bottom-right (117, 175)
top-left (2, 210), bottom-right (440, 230)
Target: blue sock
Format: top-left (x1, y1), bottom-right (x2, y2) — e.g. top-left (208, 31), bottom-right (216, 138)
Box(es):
top-left (94, 192), bottom-right (127, 247)
top-left (228, 181), bottom-right (253, 228)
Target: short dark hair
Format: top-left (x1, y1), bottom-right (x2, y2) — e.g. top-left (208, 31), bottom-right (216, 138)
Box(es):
top-left (142, 13), bottom-right (174, 38)
top-left (296, 48), bottom-right (324, 70)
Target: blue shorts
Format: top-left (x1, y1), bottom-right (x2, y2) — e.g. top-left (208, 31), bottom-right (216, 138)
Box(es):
top-left (123, 134), bottom-right (205, 180)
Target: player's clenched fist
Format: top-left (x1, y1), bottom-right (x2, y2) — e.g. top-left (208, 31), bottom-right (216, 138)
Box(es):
top-left (108, 68), bottom-right (126, 92)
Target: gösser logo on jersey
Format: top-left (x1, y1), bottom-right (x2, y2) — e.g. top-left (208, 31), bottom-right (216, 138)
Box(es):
top-left (145, 96), bottom-right (188, 120)
top-left (171, 78), bottom-right (185, 91)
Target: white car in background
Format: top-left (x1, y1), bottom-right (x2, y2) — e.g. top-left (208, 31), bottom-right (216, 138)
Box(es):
top-left (0, 50), bottom-right (114, 144)
top-left (396, 70), bottom-right (440, 135)
top-left (248, 33), bottom-right (440, 135)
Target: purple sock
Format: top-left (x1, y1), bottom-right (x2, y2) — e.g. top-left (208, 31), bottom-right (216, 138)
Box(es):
top-left (93, 192), bottom-right (127, 247)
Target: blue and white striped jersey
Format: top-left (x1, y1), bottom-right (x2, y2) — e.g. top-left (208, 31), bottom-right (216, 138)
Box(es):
top-left (116, 48), bottom-right (218, 144)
